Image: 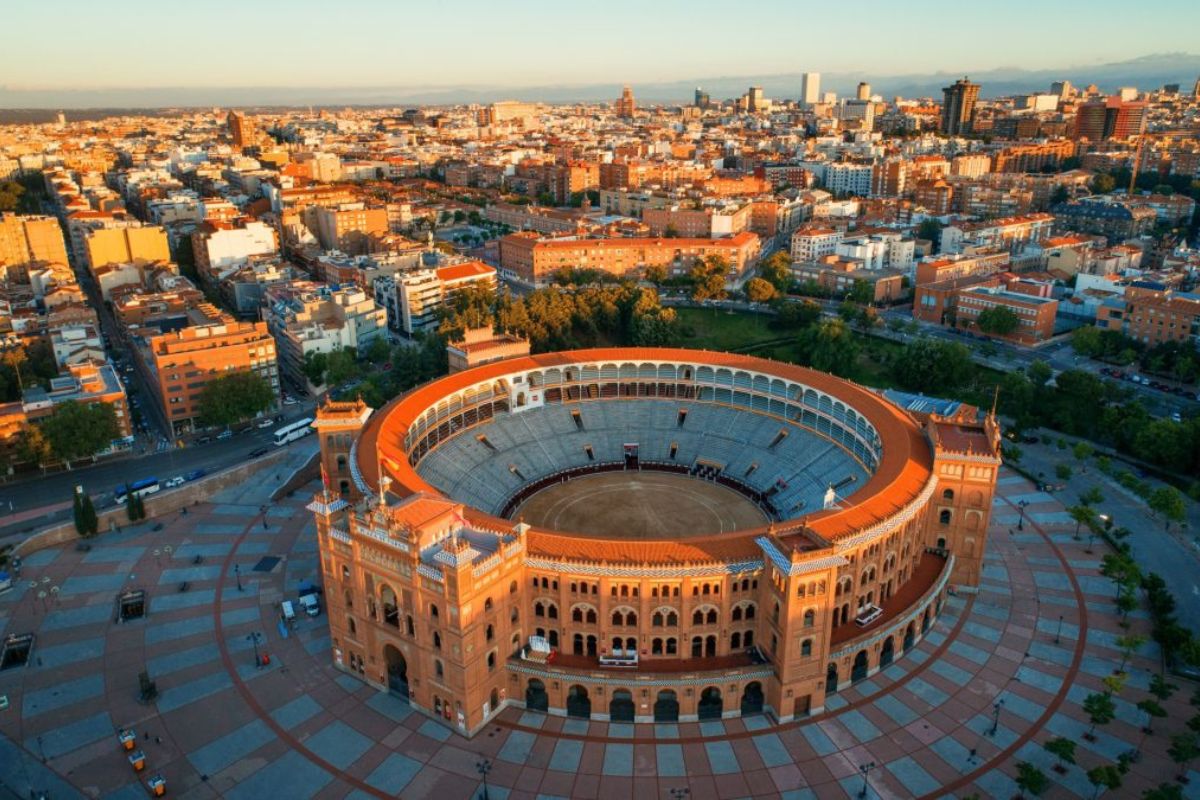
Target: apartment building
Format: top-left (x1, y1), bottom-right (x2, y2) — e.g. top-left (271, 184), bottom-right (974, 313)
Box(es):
top-left (22, 361), bottom-right (134, 442)
top-left (191, 220), bottom-right (279, 281)
top-left (790, 227), bottom-right (843, 262)
top-left (0, 213), bottom-right (68, 267)
top-left (643, 204), bottom-right (752, 238)
top-left (144, 305), bottom-right (279, 434)
top-left (940, 213), bottom-right (1055, 254)
top-left (483, 203), bottom-right (584, 235)
top-left (955, 285), bottom-right (1058, 344)
top-left (498, 231), bottom-right (761, 286)
top-left (1096, 283), bottom-right (1200, 346)
top-left (83, 224), bottom-right (170, 271)
top-left (377, 260), bottom-right (497, 336)
top-left (1050, 197), bottom-right (1157, 241)
top-left (313, 203), bottom-right (389, 254)
top-left (263, 284), bottom-right (387, 387)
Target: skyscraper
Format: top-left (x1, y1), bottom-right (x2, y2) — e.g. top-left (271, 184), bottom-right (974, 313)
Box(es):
top-left (800, 72), bottom-right (821, 107)
top-left (941, 78), bottom-right (980, 135)
top-left (856, 82), bottom-right (871, 101)
top-left (615, 86), bottom-right (636, 119)
top-left (227, 110), bottom-right (255, 149)
top-left (694, 87), bottom-right (710, 108)
top-left (747, 86), bottom-right (764, 113)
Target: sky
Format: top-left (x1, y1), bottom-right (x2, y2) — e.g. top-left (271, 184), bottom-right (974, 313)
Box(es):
top-left (3, 0), bottom-right (1198, 92)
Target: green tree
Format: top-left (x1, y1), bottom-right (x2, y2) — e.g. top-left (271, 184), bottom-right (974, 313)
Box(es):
top-left (772, 299), bottom-right (821, 331)
top-left (197, 371), bottom-right (275, 428)
top-left (301, 351), bottom-right (328, 386)
top-left (1015, 761), bottom-right (1049, 798)
top-left (16, 425), bottom-right (51, 467)
top-left (917, 218), bottom-right (942, 250)
top-left (78, 491), bottom-right (98, 536)
top-left (1057, 463), bottom-right (1074, 481)
top-left (1072, 325), bottom-right (1103, 358)
top-left (1073, 441), bottom-right (1094, 462)
top-left (744, 277), bottom-right (778, 303)
top-left (690, 255), bottom-right (729, 303)
top-left (324, 348), bottom-right (361, 387)
top-left (1092, 173), bottom-right (1117, 194)
top-left (1138, 698), bottom-right (1167, 734)
top-left (40, 401), bottom-right (120, 466)
top-left (1141, 783), bottom-right (1183, 800)
top-left (643, 264), bottom-right (668, 287)
top-left (1168, 732), bottom-right (1200, 779)
top-left (0, 181), bottom-right (26, 212)
top-left (976, 306), bottom-right (1021, 337)
top-left (757, 250), bottom-right (792, 294)
top-left (1086, 764), bottom-right (1122, 800)
top-left (1080, 486), bottom-right (1105, 506)
top-left (1043, 736), bottom-right (1076, 772)
top-left (889, 339), bottom-right (973, 394)
top-left (1116, 634), bottom-right (1146, 671)
top-left (1149, 673), bottom-right (1178, 702)
top-left (1083, 691), bottom-right (1116, 738)
top-left (1148, 486), bottom-right (1187, 530)
top-left (365, 336), bottom-right (391, 365)
top-left (797, 318), bottom-right (858, 377)
top-left (847, 279), bottom-right (874, 305)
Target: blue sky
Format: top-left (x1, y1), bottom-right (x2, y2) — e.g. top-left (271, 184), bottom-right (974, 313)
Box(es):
top-left (3, 0), bottom-right (1198, 89)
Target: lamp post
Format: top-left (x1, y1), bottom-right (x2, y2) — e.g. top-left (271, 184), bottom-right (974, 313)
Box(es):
top-left (235, 564), bottom-right (243, 592)
top-left (1017, 500), bottom-right (1029, 531)
top-left (858, 761), bottom-right (876, 799)
top-left (247, 632), bottom-right (263, 669)
top-left (476, 758), bottom-right (492, 800)
top-left (988, 698), bottom-right (1005, 737)
top-left (1055, 615), bottom-right (1064, 645)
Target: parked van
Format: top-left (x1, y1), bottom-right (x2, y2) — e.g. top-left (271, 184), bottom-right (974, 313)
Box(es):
top-left (281, 600), bottom-right (295, 622)
top-left (298, 594), bottom-right (320, 617)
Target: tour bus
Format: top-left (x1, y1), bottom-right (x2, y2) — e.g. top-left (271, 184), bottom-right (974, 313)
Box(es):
top-left (273, 417), bottom-right (314, 447)
top-left (114, 477), bottom-right (161, 505)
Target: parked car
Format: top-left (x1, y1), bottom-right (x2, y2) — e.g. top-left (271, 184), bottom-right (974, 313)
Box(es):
top-left (283, 396), bottom-right (299, 406)
top-left (248, 446), bottom-right (269, 458)
top-left (256, 418), bottom-right (274, 429)
top-left (164, 476), bottom-right (184, 488)
top-left (217, 429), bottom-right (233, 440)
top-left (194, 436), bottom-right (211, 445)
top-left (184, 469), bottom-right (207, 481)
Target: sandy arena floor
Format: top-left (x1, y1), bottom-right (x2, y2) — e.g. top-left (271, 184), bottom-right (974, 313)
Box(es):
top-left (509, 470), bottom-right (768, 537)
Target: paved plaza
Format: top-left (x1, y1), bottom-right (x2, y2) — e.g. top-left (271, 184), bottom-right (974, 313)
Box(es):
top-left (1, 466), bottom-right (1199, 799)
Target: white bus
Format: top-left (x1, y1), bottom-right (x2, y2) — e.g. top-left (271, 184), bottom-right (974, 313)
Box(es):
top-left (115, 477), bottom-right (161, 505)
top-left (273, 417), bottom-right (314, 446)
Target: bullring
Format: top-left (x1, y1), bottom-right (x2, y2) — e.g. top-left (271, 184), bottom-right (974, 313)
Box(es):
top-left (307, 347), bottom-right (1001, 736)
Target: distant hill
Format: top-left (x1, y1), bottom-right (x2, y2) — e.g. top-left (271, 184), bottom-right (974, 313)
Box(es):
top-left (2, 52), bottom-right (1197, 112)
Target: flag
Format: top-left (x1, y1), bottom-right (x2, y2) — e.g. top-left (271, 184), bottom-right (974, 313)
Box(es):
top-left (320, 461), bottom-right (330, 491)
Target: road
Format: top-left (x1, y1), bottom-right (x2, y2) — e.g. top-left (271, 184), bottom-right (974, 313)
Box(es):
top-left (1016, 437), bottom-right (1200, 624)
top-left (0, 422), bottom-right (313, 539)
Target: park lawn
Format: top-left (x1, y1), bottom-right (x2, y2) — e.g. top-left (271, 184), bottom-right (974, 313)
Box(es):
top-left (675, 307), bottom-right (777, 352)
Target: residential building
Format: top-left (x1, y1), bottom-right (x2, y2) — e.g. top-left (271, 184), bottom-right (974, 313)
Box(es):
top-left (822, 163), bottom-right (873, 196)
top-left (191, 220), bottom-right (279, 282)
top-left (498, 231), bottom-right (761, 286)
top-left (790, 256), bottom-right (905, 303)
top-left (227, 110), bottom-right (256, 149)
top-left (790, 227), bottom-right (843, 262)
top-left (940, 213), bottom-right (1055, 254)
top-left (616, 86), bottom-right (636, 119)
top-left (0, 213), bottom-right (68, 267)
top-left (313, 203), bottom-right (389, 253)
top-left (21, 361), bottom-right (133, 444)
top-left (941, 78), bottom-right (980, 135)
top-left (143, 305), bottom-right (279, 434)
top-left (800, 73), bottom-right (821, 107)
top-left (83, 224), bottom-right (170, 271)
top-left (380, 260), bottom-right (497, 336)
top-left (1050, 197), bottom-right (1157, 241)
top-left (1096, 283), bottom-right (1200, 346)
top-left (1073, 97), bottom-right (1147, 141)
top-left (263, 284), bottom-right (387, 388)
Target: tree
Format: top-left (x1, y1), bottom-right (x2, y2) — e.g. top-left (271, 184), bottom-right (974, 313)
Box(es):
top-left (324, 348), bottom-right (361, 387)
top-left (0, 181), bottom-right (26, 212)
top-left (690, 255), bottom-right (729, 303)
top-left (889, 339), bottom-right (973, 394)
top-left (772, 299), bottom-right (822, 331)
top-left (1116, 634), bottom-right (1146, 671)
top-left (744, 277), bottom-right (777, 303)
top-left (1148, 486), bottom-right (1187, 530)
top-left (1092, 173), bottom-right (1117, 194)
top-left (917, 218), bottom-right (943, 251)
top-left (1051, 185), bottom-right (1071, 205)
top-left (1086, 764), bottom-right (1123, 800)
top-left (1015, 761), bottom-right (1049, 798)
top-left (1168, 732), bottom-right (1200, 781)
top-left (643, 264), bottom-right (668, 287)
top-left (2, 348), bottom-right (27, 393)
top-left (1069, 504), bottom-right (1097, 540)
top-left (1138, 698), bottom-right (1167, 734)
top-left (1141, 784), bottom-right (1183, 800)
top-left (1056, 463), bottom-right (1074, 481)
top-left (1082, 691), bottom-right (1116, 739)
top-left (797, 318), bottom-right (858, 377)
top-left (1073, 441), bottom-right (1095, 462)
top-left (1150, 673), bottom-right (1179, 702)
top-left (1080, 486), bottom-right (1105, 506)
top-left (1043, 737), bottom-right (1077, 773)
top-left (197, 371), bottom-right (275, 428)
top-left (15, 425), bottom-right (51, 467)
top-left (40, 401), bottom-right (120, 466)
top-left (301, 351), bottom-right (328, 386)
top-left (757, 251), bottom-right (792, 294)
top-left (976, 306), bottom-right (1021, 337)
top-left (364, 336), bottom-right (391, 365)
top-left (73, 488), bottom-right (99, 537)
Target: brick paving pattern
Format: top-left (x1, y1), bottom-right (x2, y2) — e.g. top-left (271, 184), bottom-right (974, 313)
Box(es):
top-left (1, 467), bottom-right (1198, 799)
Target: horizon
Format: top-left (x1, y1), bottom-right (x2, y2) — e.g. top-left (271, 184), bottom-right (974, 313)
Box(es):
top-left (3, 0), bottom-right (1200, 107)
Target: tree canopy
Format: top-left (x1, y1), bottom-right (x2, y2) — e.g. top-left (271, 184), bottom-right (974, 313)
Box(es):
top-left (197, 371), bottom-right (275, 427)
top-left (40, 401), bottom-right (120, 465)
top-left (975, 306), bottom-right (1021, 337)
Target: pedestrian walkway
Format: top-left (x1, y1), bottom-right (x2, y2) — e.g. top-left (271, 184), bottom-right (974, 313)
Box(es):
top-left (0, 465), bottom-right (1194, 799)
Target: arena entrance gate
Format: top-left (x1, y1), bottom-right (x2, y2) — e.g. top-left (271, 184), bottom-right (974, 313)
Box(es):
top-left (740, 682), bottom-right (764, 716)
top-left (526, 678), bottom-right (549, 712)
top-left (609, 689), bottom-right (635, 722)
top-left (383, 645), bottom-right (408, 698)
top-left (698, 687), bottom-right (723, 720)
top-left (623, 443), bottom-right (639, 469)
top-left (654, 689), bottom-right (680, 722)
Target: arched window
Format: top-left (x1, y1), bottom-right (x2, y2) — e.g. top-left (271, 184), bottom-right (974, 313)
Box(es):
top-left (485, 597), bottom-right (493, 612)
top-left (535, 602), bottom-right (545, 617)
top-left (666, 611), bottom-right (678, 626)
top-left (942, 488), bottom-right (954, 500)
top-left (510, 580), bottom-right (518, 594)
top-left (430, 604), bottom-right (439, 620)
top-left (406, 615), bottom-right (414, 636)
top-left (692, 609), bottom-right (703, 625)
top-left (773, 602), bottom-right (780, 623)
top-left (732, 606), bottom-right (743, 622)
top-left (435, 659), bottom-right (444, 679)
top-left (547, 603), bottom-right (558, 620)
top-left (626, 612), bottom-right (637, 626)
top-left (573, 607), bottom-right (583, 623)
top-left (613, 611), bottom-right (624, 626)
top-left (801, 638), bottom-right (812, 657)
top-left (743, 630), bottom-right (754, 647)
top-left (433, 632), bottom-right (441, 650)
top-left (511, 607), bottom-right (519, 623)
top-left (706, 609), bottom-right (717, 625)
top-left (745, 604), bottom-right (756, 620)
top-left (586, 609), bottom-right (596, 624)
top-left (939, 509), bottom-right (952, 525)
top-left (803, 609), bottom-right (815, 627)
top-left (652, 638), bottom-right (664, 654)
top-left (730, 632), bottom-right (742, 649)
top-left (653, 611), bottom-right (664, 627)
top-left (486, 624), bottom-right (494, 642)
top-left (347, 617), bottom-right (357, 636)
top-left (487, 652), bottom-right (496, 671)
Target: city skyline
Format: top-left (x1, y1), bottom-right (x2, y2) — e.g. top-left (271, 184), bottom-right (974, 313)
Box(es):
top-left (2, 0), bottom-right (1199, 106)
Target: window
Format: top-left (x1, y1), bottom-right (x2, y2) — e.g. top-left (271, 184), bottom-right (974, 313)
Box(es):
top-left (433, 632), bottom-right (442, 650)
top-left (939, 509), bottom-right (952, 525)
top-left (484, 597), bottom-right (493, 612)
top-left (486, 624), bottom-right (494, 642)
top-left (430, 604), bottom-right (439, 620)
top-left (487, 652), bottom-right (496, 671)
top-left (801, 639), bottom-right (812, 657)
top-left (803, 609), bottom-right (815, 627)
top-left (435, 659), bottom-right (444, 679)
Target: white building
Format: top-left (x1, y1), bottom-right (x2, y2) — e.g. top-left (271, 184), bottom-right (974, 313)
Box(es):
top-left (822, 163), bottom-right (873, 197)
top-left (197, 221), bottom-right (278, 276)
top-left (791, 228), bottom-right (843, 262)
top-left (263, 284), bottom-right (387, 388)
top-left (381, 260), bottom-right (498, 336)
top-left (801, 73), bottom-right (821, 107)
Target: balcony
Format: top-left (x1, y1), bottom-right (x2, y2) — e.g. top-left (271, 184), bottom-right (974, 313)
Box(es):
top-left (830, 550), bottom-right (950, 651)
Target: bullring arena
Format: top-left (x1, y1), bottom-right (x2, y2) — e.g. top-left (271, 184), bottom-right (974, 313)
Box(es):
top-left (311, 348), bottom-right (1000, 732)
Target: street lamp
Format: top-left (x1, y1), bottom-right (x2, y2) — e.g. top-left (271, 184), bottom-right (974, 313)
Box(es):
top-left (988, 698), bottom-right (1005, 737)
top-left (858, 761), bottom-right (876, 799)
top-left (1055, 615), bottom-right (1064, 645)
top-left (1017, 500), bottom-right (1030, 531)
top-left (235, 564), bottom-right (243, 592)
top-left (476, 758), bottom-right (492, 800)
top-left (247, 632), bottom-right (263, 669)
